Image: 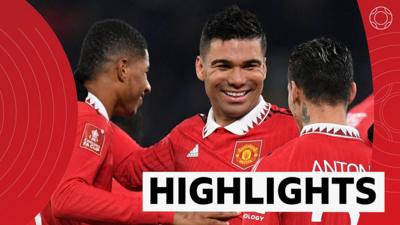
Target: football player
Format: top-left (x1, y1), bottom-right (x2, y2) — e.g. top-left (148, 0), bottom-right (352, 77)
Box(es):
top-left (251, 37), bottom-right (372, 225)
top-left (40, 19), bottom-right (238, 225)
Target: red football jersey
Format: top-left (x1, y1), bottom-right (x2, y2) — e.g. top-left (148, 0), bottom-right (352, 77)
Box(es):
top-left (249, 123), bottom-right (372, 225)
top-left (347, 95), bottom-right (373, 143)
top-left (134, 98), bottom-right (299, 225)
top-left (142, 98), bottom-right (299, 172)
top-left (41, 93), bottom-right (173, 225)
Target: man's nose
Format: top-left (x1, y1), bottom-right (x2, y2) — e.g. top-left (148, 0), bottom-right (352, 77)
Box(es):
top-left (144, 79), bottom-right (151, 95)
top-left (227, 67), bottom-right (246, 88)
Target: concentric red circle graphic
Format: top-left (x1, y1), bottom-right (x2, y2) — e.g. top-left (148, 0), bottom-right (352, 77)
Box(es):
top-left (0, 1), bottom-right (77, 225)
top-left (357, 0), bottom-right (400, 224)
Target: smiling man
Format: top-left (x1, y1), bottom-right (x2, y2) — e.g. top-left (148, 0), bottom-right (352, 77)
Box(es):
top-left (197, 38), bottom-right (266, 126)
top-left (139, 5), bottom-right (298, 171)
top-left (124, 6), bottom-right (298, 225)
top-left (39, 19), bottom-right (237, 225)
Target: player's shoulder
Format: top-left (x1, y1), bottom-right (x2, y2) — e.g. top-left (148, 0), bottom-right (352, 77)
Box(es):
top-left (273, 136), bottom-right (301, 154)
top-left (255, 137), bottom-right (300, 171)
top-left (343, 137), bottom-right (373, 155)
top-left (77, 102), bottom-right (108, 129)
top-left (270, 136), bottom-right (304, 158)
top-left (109, 121), bottom-right (141, 148)
top-left (109, 122), bottom-right (132, 138)
top-left (262, 103), bottom-right (297, 128)
top-left (268, 104), bottom-right (293, 118)
top-left (173, 113), bottom-right (206, 131)
top-left (78, 101), bottom-right (97, 116)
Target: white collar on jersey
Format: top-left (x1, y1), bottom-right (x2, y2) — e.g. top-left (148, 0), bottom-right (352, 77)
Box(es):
top-left (300, 123), bottom-right (360, 139)
top-left (202, 96), bottom-right (271, 138)
top-left (85, 92), bottom-right (110, 121)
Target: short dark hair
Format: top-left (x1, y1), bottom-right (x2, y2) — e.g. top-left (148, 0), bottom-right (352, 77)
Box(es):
top-left (288, 37), bottom-right (354, 105)
top-left (75, 19), bottom-right (147, 83)
top-left (199, 5), bottom-right (267, 57)
top-left (74, 19), bottom-right (147, 100)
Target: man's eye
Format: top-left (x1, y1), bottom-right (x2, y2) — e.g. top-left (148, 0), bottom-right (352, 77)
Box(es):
top-left (243, 65), bottom-right (259, 70)
top-left (217, 65), bottom-right (230, 70)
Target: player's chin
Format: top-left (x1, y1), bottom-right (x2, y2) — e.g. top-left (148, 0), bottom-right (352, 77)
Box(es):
top-left (223, 104), bottom-right (253, 119)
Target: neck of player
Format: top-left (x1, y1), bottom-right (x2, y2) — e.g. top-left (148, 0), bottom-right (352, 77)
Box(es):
top-left (85, 77), bottom-right (116, 118)
top-left (300, 101), bottom-right (348, 128)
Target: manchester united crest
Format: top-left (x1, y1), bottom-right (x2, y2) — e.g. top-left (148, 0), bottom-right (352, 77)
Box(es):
top-left (232, 140), bottom-right (262, 170)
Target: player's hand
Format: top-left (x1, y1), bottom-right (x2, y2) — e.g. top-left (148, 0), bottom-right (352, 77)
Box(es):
top-left (173, 212), bottom-right (240, 225)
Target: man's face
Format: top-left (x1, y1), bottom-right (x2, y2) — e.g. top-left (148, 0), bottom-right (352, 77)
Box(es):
top-left (117, 50), bottom-right (151, 117)
top-left (196, 39), bottom-right (266, 124)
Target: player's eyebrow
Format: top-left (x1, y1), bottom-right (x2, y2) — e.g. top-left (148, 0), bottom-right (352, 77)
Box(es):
top-left (241, 59), bottom-right (262, 66)
top-left (210, 59), bottom-right (233, 66)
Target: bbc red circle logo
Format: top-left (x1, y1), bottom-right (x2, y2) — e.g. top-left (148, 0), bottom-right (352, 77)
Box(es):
top-left (369, 6), bottom-right (393, 30)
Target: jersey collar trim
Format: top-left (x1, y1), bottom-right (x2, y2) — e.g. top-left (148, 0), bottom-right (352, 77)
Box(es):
top-left (300, 123), bottom-right (360, 139)
top-left (85, 92), bottom-right (110, 121)
top-left (202, 96), bottom-right (271, 138)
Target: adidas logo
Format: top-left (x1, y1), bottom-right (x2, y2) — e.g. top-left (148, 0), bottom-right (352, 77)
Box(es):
top-left (186, 144), bottom-right (199, 158)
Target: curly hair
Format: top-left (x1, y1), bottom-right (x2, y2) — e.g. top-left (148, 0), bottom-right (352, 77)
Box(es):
top-left (288, 37), bottom-right (354, 105)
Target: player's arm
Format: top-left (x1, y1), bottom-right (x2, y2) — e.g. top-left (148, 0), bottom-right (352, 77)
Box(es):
top-left (51, 116), bottom-right (173, 225)
top-left (53, 180), bottom-right (238, 225)
top-left (53, 174), bottom-right (236, 225)
top-left (53, 182), bottom-right (174, 224)
top-left (111, 125), bottom-right (175, 190)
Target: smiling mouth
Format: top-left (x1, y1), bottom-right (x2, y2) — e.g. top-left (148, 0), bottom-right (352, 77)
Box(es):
top-left (223, 90), bottom-right (250, 97)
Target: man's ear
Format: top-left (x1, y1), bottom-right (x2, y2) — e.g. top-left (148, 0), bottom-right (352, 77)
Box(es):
top-left (195, 56), bottom-right (205, 81)
top-left (117, 57), bottom-right (129, 82)
top-left (262, 57), bottom-right (267, 80)
top-left (348, 82), bottom-right (357, 104)
top-left (289, 80), bottom-right (300, 104)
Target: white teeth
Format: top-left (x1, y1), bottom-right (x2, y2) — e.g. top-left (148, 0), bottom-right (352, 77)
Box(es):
top-left (225, 91), bottom-right (246, 97)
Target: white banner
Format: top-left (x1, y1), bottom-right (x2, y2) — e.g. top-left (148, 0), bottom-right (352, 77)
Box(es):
top-left (143, 172), bottom-right (384, 213)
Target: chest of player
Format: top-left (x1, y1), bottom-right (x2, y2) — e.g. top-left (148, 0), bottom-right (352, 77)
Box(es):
top-left (172, 127), bottom-right (282, 171)
top-left (89, 140), bottom-right (114, 192)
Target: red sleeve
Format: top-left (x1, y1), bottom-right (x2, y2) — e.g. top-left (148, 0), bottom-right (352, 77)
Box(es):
top-left (51, 114), bottom-right (174, 225)
top-left (53, 185), bottom-right (173, 225)
top-left (111, 124), bottom-right (175, 190)
top-left (266, 212), bottom-right (281, 225)
top-left (141, 132), bottom-right (176, 171)
top-left (240, 212), bottom-right (280, 225)
top-left (111, 124), bottom-right (176, 190)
